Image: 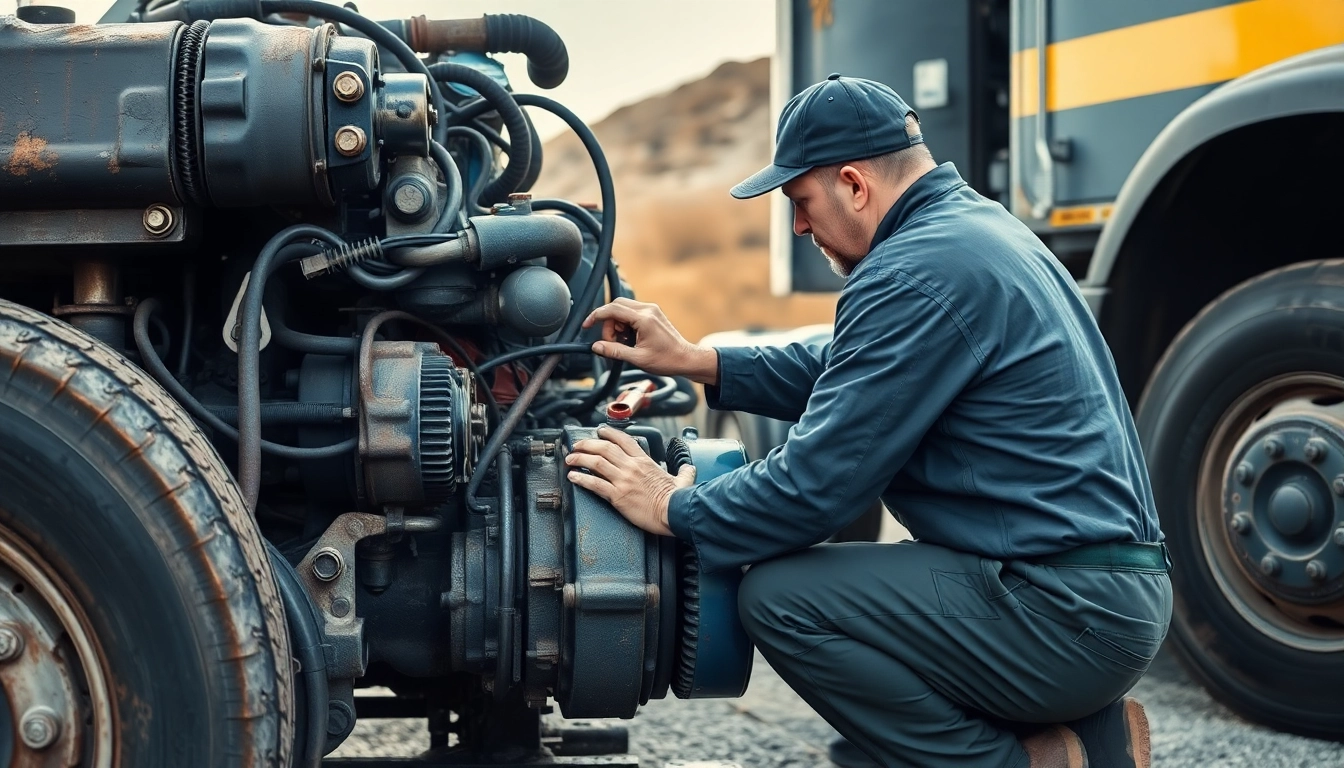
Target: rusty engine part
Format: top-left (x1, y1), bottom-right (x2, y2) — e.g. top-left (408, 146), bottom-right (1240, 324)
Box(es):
top-left (0, 3), bottom-right (732, 765)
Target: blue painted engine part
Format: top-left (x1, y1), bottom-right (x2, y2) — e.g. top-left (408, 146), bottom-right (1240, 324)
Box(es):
top-left (449, 426), bottom-right (752, 719)
top-left (665, 431), bottom-right (755, 699)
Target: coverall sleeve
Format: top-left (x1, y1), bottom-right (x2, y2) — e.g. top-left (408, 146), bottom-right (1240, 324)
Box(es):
top-left (666, 267), bottom-right (986, 571)
top-left (704, 342), bottom-right (831, 422)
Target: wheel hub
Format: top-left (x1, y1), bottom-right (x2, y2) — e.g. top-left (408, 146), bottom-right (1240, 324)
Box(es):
top-left (1224, 414), bottom-right (1344, 604)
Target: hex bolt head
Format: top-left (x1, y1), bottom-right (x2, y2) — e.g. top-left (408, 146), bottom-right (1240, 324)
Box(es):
top-left (1334, 526), bottom-right (1344, 547)
top-left (1260, 555), bottom-right (1281, 577)
top-left (312, 548), bottom-right (344, 582)
top-left (20, 707), bottom-right (59, 750)
top-left (334, 125), bottom-right (367, 157)
top-left (142, 204), bottom-right (175, 236)
top-left (1264, 437), bottom-right (1285, 459)
top-left (1307, 559), bottom-right (1329, 583)
top-left (1230, 512), bottom-right (1253, 534)
top-left (332, 71), bottom-right (365, 102)
top-left (1306, 439), bottom-right (1329, 463)
top-left (1234, 463), bottom-right (1254, 485)
top-left (0, 625), bottom-right (24, 662)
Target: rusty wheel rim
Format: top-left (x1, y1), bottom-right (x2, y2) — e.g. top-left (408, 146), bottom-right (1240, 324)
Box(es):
top-left (0, 521), bottom-right (114, 767)
top-left (1198, 372), bottom-right (1344, 652)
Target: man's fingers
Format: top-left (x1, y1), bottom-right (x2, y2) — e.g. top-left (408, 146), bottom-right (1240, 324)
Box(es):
top-left (584, 302), bottom-right (643, 329)
top-left (564, 452), bottom-right (620, 479)
top-left (591, 339), bottom-right (631, 362)
top-left (596, 424), bottom-right (643, 456)
top-left (569, 438), bottom-right (627, 464)
top-left (567, 470), bottom-right (616, 500)
top-left (674, 462), bottom-right (697, 489)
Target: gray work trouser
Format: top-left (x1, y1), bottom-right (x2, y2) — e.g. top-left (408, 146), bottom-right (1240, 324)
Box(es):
top-left (737, 541), bottom-right (1173, 767)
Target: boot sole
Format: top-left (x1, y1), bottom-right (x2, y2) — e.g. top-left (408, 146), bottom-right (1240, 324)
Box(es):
top-left (1123, 697), bottom-right (1151, 768)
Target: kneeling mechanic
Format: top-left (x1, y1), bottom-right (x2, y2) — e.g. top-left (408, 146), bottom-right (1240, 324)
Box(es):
top-left (566, 74), bottom-right (1171, 768)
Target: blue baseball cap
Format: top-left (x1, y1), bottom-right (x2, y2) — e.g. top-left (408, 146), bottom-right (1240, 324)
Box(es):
top-left (730, 74), bottom-right (922, 199)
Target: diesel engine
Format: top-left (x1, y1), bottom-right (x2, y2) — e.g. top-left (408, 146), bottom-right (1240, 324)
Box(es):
top-left (0, 3), bottom-right (751, 766)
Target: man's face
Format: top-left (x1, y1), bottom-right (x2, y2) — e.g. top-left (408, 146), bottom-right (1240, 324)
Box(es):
top-left (782, 170), bottom-right (868, 277)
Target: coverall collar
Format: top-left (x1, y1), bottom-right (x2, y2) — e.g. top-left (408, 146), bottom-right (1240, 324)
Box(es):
top-left (867, 162), bottom-right (968, 253)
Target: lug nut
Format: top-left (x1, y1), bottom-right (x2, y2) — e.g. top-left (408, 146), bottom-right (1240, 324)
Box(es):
top-left (0, 625), bottom-right (24, 662)
top-left (1230, 512), bottom-right (1253, 534)
top-left (332, 71), bottom-right (365, 102)
top-left (20, 707), bottom-right (59, 750)
top-left (333, 125), bottom-right (367, 157)
top-left (1234, 463), bottom-right (1254, 485)
top-left (312, 547), bottom-right (344, 582)
top-left (142, 204), bottom-right (175, 237)
top-left (1264, 437), bottom-right (1285, 459)
top-left (1260, 555), bottom-right (1281, 577)
top-left (1306, 439), bottom-right (1329, 463)
top-left (1307, 559), bottom-right (1329, 583)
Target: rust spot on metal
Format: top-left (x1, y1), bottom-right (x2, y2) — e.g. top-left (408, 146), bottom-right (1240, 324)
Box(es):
top-left (6, 132), bottom-right (56, 176)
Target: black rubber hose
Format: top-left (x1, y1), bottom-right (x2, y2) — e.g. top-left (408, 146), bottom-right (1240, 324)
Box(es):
top-left (265, 244), bottom-right (361, 356)
top-left (516, 109), bottom-right (544, 193)
top-left (205, 402), bottom-right (350, 426)
top-left (133, 298), bottom-right (357, 460)
top-left (429, 62), bottom-right (531, 205)
top-left (266, 541), bottom-right (327, 768)
top-left (259, 0), bottom-right (447, 144)
top-left (176, 263), bottom-right (195, 380)
top-left (483, 14), bottom-right (569, 89)
top-left (512, 94), bottom-right (615, 344)
top-left (493, 445), bottom-right (517, 701)
top-left (447, 126), bottom-right (495, 216)
top-left (477, 343), bottom-right (591, 374)
top-left (239, 225), bottom-right (347, 509)
top-left (466, 353), bottom-right (561, 512)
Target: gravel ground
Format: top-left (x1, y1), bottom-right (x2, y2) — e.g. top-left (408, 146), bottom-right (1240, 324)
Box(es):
top-left (333, 648), bottom-right (1344, 767)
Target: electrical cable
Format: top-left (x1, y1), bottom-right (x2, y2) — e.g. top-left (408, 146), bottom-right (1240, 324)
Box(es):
top-left (238, 225), bottom-right (348, 509)
top-left (447, 126), bottom-right (494, 215)
top-left (176, 263), bottom-right (195, 380)
top-left (465, 353), bottom-right (561, 512)
top-left (133, 298), bottom-right (357, 461)
top-left (429, 62), bottom-right (531, 205)
top-left (477, 342), bottom-right (592, 374)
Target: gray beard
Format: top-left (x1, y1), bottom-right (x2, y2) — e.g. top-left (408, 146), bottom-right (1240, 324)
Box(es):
top-left (815, 238), bottom-right (858, 278)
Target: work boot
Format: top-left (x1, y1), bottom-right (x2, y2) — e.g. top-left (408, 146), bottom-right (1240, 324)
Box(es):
top-left (1065, 697), bottom-right (1151, 768)
top-left (827, 736), bottom-right (879, 768)
top-left (1020, 724), bottom-right (1088, 768)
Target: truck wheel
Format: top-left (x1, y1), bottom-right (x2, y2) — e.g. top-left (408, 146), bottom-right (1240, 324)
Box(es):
top-left (0, 300), bottom-right (292, 766)
top-left (1137, 260), bottom-right (1344, 739)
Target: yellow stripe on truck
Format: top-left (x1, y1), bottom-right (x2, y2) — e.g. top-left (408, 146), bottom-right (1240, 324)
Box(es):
top-left (1012, 0), bottom-right (1344, 117)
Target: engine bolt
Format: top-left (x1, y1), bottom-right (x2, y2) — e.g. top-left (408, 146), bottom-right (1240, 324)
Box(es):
top-left (312, 548), bottom-right (344, 582)
top-left (1307, 559), bottom-right (1329, 583)
top-left (142, 204), bottom-right (175, 237)
top-left (1306, 439), bottom-right (1329, 463)
top-left (1260, 555), bottom-right (1281, 577)
top-left (334, 125), bottom-right (367, 157)
top-left (1264, 437), bottom-right (1285, 459)
top-left (1234, 463), bottom-right (1254, 485)
top-left (332, 71), bottom-right (365, 102)
top-left (1334, 526), bottom-right (1344, 547)
top-left (536, 491), bottom-right (561, 511)
top-left (1334, 476), bottom-right (1344, 496)
top-left (0, 625), bottom-right (23, 661)
top-left (391, 180), bottom-right (429, 218)
top-left (1230, 512), bottom-right (1252, 534)
top-left (330, 596), bottom-right (351, 618)
top-left (20, 707), bottom-right (59, 750)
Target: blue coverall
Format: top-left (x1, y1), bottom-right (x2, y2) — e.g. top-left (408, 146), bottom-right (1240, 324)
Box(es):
top-left (667, 163), bottom-right (1173, 767)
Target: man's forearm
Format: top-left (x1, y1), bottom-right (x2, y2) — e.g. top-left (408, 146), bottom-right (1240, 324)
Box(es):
top-left (682, 345), bottom-right (719, 386)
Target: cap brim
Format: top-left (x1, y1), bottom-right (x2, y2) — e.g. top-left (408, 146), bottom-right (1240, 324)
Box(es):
top-left (729, 163), bottom-right (811, 199)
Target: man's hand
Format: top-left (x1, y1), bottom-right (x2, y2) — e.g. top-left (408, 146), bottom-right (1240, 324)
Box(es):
top-left (565, 424), bottom-right (696, 537)
top-left (582, 298), bottom-right (718, 385)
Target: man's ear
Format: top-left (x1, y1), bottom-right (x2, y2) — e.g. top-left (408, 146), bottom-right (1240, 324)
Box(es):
top-left (837, 165), bottom-right (869, 212)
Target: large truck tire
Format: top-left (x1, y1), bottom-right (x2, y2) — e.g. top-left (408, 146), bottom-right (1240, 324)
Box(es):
top-left (0, 300), bottom-right (292, 766)
top-left (1136, 260), bottom-right (1344, 740)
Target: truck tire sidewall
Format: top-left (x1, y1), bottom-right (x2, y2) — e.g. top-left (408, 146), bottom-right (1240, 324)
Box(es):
top-left (1137, 261), bottom-right (1344, 737)
top-left (0, 402), bottom-right (218, 765)
top-left (0, 302), bottom-right (290, 767)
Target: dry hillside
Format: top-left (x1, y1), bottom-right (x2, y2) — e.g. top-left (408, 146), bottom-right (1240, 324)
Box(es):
top-left (532, 57), bottom-right (836, 343)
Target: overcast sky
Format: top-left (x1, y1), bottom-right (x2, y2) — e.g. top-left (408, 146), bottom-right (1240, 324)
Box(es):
top-left (62, 0), bottom-right (777, 142)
